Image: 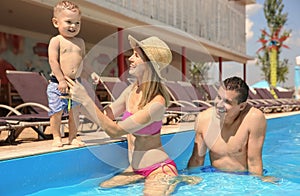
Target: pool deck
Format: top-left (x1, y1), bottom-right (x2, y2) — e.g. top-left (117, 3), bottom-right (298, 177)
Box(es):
top-left (1, 111), bottom-right (300, 161)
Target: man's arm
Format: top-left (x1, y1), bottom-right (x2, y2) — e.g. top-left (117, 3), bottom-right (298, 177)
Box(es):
top-left (247, 109), bottom-right (266, 175)
top-left (187, 113), bottom-right (207, 169)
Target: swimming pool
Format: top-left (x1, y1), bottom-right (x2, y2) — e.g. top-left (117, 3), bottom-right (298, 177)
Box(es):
top-left (1, 114), bottom-right (300, 195)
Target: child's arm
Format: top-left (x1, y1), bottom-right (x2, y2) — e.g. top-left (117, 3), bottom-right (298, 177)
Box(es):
top-left (81, 38), bottom-right (85, 57)
top-left (48, 36), bottom-right (68, 92)
top-left (76, 38), bottom-right (94, 80)
top-left (79, 40), bottom-right (100, 85)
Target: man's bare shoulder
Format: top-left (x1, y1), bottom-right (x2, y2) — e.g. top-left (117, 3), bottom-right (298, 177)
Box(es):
top-left (247, 106), bottom-right (266, 120)
top-left (244, 106), bottom-right (267, 138)
top-left (244, 106), bottom-right (266, 130)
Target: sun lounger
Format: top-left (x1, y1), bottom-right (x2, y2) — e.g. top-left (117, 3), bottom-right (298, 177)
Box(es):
top-left (273, 87), bottom-right (294, 99)
top-left (0, 104), bottom-right (21, 139)
top-left (177, 81), bottom-right (212, 109)
top-left (164, 81), bottom-right (207, 109)
top-left (6, 70), bottom-right (49, 112)
top-left (201, 84), bottom-right (219, 101)
top-left (164, 81), bottom-right (208, 123)
top-left (99, 76), bottom-right (128, 101)
top-left (4, 70), bottom-right (70, 143)
top-left (254, 88), bottom-right (296, 112)
top-left (273, 87), bottom-right (300, 110)
top-left (0, 103), bottom-right (68, 144)
top-left (247, 89), bottom-right (280, 113)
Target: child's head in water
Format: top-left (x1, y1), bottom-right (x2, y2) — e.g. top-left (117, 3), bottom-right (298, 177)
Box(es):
top-left (51, 1), bottom-right (81, 38)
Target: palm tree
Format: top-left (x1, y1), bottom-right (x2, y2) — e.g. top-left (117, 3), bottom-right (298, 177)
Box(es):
top-left (256, 0), bottom-right (291, 98)
top-left (188, 62), bottom-right (211, 87)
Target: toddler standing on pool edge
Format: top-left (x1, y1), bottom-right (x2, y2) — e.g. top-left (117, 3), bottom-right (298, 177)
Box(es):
top-left (47, 0), bottom-right (85, 147)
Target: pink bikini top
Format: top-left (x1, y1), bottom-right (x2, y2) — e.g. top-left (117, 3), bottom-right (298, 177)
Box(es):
top-left (122, 111), bottom-right (162, 135)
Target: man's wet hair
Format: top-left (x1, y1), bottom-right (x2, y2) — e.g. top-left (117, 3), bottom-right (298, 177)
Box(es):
top-left (223, 76), bottom-right (249, 104)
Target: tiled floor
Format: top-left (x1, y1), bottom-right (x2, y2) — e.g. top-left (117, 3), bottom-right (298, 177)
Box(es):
top-left (0, 111), bottom-right (299, 161)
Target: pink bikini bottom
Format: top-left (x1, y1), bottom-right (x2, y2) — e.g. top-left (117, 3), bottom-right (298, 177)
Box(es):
top-left (133, 158), bottom-right (177, 177)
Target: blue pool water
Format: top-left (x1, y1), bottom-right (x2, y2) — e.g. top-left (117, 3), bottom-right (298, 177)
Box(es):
top-left (1, 114), bottom-right (300, 195)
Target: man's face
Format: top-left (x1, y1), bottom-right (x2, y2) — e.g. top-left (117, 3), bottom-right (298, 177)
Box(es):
top-left (214, 87), bottom-right (242, 117)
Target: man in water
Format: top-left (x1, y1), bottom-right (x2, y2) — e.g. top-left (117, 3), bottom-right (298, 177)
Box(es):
top-left (188, 76), bottom-right (267, 176)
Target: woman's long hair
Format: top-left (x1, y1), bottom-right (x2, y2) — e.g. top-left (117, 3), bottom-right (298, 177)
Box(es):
top-left (137, 48), bottom-right (170, 109)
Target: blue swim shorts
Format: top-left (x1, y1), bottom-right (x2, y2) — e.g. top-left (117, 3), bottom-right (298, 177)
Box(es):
top-left (199, 165), bottom-right (250, 175)
top-left (47, 81), bottom-right (80, 116)
top-left (199, 165), bottom-right (268, 175)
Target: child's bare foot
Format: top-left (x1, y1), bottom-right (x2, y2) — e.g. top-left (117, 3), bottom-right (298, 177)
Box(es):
top-left (69, 138), bottom-right (85, 147)
top-left (52, 139), bottom-right (63, 147)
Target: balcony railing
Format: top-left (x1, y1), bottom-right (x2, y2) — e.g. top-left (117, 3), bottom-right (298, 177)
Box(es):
top-left (100, 0), bottom-right (247, 54)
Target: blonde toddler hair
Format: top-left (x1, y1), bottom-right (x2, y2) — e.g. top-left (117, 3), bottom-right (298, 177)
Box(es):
top-left (53, 0), bottom-right (81, 17)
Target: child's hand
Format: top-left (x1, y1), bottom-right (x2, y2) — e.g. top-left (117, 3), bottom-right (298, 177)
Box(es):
top-left (58, 80), bottom-right (68, 93)
top-left (91, 72), bottom-right (100, 85)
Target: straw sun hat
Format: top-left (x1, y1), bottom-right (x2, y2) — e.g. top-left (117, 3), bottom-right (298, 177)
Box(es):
top-left (128, 35), bottom-right (172, 80)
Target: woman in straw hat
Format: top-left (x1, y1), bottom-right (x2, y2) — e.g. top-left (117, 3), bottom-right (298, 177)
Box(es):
top-left (65, 35), bottom-right (201, 195)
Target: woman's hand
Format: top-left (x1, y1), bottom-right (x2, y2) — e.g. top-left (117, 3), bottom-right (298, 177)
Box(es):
top-left (65, 76), bottom-right (91, 105)
top-left (65, 76), bottom-right (103, 127)
top-left (91, 72), bottom-right (100, 85)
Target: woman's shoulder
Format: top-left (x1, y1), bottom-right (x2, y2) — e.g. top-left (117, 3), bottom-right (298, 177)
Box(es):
top-left (151, 94), bottom-right (166, 105)
top-left (119, 83), bottom-right (136, 100)
top-left (142, 95), bottom-right (166, 113)
top-left (123, 83), bottom-right (135, 92)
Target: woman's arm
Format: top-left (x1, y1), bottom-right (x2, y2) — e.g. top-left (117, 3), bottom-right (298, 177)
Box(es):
top-left (65, 77), bottom-right (165, 138)
top-left (65, 76), bottom-right (126, 135)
